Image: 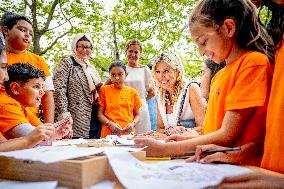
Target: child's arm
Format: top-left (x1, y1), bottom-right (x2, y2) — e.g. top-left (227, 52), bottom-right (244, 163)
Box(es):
top-left (188, 83), bottom-right (206, 129)
top-left (123, 109), bottom-right (140, 133)
top-left (97, 106), bottom-right (122, 134)
top-left (0, 125), bottom-right (55, 152)
top-left (156, 105), bottom-right (166, 133)
top-left (135, 107), bottom-right (256, 157)
top-left (41, 91), bottom-right (55, 123)
top-left (185, 139), bottom-right (263, 164)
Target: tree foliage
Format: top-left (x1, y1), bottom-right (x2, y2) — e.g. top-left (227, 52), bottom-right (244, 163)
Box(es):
top-left (0, 0), bottom-right (206, 79)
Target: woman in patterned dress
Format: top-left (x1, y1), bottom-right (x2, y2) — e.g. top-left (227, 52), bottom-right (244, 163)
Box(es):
top-left (53, 34), bottom-right (102, 138)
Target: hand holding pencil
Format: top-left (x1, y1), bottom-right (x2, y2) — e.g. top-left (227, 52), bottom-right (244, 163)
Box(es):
top-left (185, 144), bottom-right (243, 164)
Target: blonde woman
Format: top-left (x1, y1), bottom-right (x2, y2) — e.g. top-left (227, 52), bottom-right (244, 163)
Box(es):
top-left (150, 52), bottom-right (206, 138)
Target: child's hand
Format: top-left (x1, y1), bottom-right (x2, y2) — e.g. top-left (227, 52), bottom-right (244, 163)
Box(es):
top-left (53, 116), bottom-right (73, 140)
top-left (134, 137), bottom-right (167, 157)
top-left (108, 121), bottom-right (123, 135)
top-left (122, 122), bottom-right (135, 133)
top-left (26, 124), bottom-right (55, 146)
top-left (63, 129), bottom-right (73, 139)
top-left (185, 144), bottom-right (242, 164)
top-left (165, 132), bottom-right (199, 142)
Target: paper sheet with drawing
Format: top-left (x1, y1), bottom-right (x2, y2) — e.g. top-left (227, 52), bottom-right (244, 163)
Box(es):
top-left (0, 146), bottom-right (104, 163)
top-left (105, 151), bottom-right (252, 189)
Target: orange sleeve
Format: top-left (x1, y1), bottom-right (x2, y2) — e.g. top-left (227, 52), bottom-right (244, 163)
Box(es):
top-left (262, 36), bottom-right (284, 173)
top-left (24, 108), bottom-right (42, 126)
top-left (0, 103), bottom-right (30, 135)
top-left (98, 85), bottom-right (106, 109)
top-left (225, 56), bottom-right (270, 110)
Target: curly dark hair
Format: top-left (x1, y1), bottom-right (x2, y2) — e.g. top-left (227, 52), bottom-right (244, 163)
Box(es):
top-left (1, 12), bottom-right (32, 30)
top-left (4, 63), bottom-right (45, 91)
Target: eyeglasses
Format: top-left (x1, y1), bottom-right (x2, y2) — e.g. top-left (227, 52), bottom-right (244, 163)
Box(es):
top-left (76, 45), bottom-right (93, 50)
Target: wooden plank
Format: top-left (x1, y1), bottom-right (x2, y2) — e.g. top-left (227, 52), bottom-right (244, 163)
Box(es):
top-left (0, 151), bottom-right (145, 189)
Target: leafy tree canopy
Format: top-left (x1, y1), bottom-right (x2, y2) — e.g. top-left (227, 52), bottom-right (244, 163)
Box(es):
top-left (0, 0), bottom-right (271, 80)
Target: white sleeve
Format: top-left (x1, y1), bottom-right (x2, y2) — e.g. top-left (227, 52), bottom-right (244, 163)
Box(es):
top-left (44, 75), bottom-right (55, 91)
top-left (7, 123), bottom-right (35, 138)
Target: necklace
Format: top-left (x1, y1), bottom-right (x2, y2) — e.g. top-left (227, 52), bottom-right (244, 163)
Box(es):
top-left (164, 91), bottom-right (176, 106)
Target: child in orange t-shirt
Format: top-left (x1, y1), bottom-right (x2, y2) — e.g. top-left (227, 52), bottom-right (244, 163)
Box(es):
top-left (1, 12), bottom-right (54, 123)
top-left (0, 63), bottom-right (72, 141)
top-left (134, 0), bottom-right (274, 165)
top-left (98, 61), bottom-right (142, 138)
top-left (0, 39), bottom-right (56, 151)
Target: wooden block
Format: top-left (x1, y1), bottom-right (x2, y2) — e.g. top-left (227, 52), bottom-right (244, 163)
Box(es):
top-left (0, 151), bottom-right (145, 189)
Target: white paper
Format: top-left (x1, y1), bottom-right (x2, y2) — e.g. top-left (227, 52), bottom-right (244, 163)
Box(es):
top-left (105, 151), bottom-right (252, 189)
top-left (115, 138), bottom-right (135, 146)
top-left (0, 146), bottom-right (103, 163)
top-left (88, 180), bottom-right (115, 189)
top-left (104, 135), bottom-right (134, 146)
top-left (52, 138), bottom-right (89, 146)
top-left (0, 181), bottom-right (57, 189)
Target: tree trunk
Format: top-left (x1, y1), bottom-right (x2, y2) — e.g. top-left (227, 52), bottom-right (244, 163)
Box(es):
top-left (112, 21), bottom-right (120, 61)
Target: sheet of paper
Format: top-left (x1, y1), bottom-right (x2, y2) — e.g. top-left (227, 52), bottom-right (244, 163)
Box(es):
top-left (104, 135), bottom-right (134, 146)
top-left (105, 151), bottom-right (252, 189)
top-left (0, 146), bottom-right (103, 163)
top-left (88, 180), bottom-right (115, 189)
top-left (52, 138), bottom-right (89, 146)
top-left (0, 181), bottom-right (57, 189)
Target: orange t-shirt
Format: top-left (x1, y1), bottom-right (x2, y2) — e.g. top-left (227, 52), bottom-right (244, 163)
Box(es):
top-left (7, 51), bottom-right (51, 77)
top-left (261, 36), bottom-right (284, 173)
top-left (99, 84), bottom-right (142, 138)
top-left (7, 51), bottom-right (51, 117)
top-left (203, 51), bottom-right (273, 165)
top-left (0, 86), bottom-right (42, 136)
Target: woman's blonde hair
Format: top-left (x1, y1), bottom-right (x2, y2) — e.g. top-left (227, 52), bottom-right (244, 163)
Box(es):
top-left (152, 52), bottom-right (186, 106)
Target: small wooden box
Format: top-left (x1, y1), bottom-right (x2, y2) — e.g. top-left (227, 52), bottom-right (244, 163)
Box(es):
top-left (0, 151), bottom-right (145, 189)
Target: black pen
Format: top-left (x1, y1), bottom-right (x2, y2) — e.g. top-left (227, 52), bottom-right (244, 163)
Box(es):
top-left (183, 147), bottom-right (241, 156)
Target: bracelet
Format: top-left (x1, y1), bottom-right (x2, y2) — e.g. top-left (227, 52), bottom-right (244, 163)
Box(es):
top-left (105, 120), bottom-right (110, 126)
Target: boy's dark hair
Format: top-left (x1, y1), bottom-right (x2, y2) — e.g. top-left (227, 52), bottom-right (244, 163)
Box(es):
top-left (4, 63), bottom-right (45, 91)
top-left (1, 12), bottom-right (32, 30)
top-left (189, 0), bottom-right (275, 63)
top-left (108, 61), bottom-right (127, 73)
top-left (0, 12), bottom-right (17, 27)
